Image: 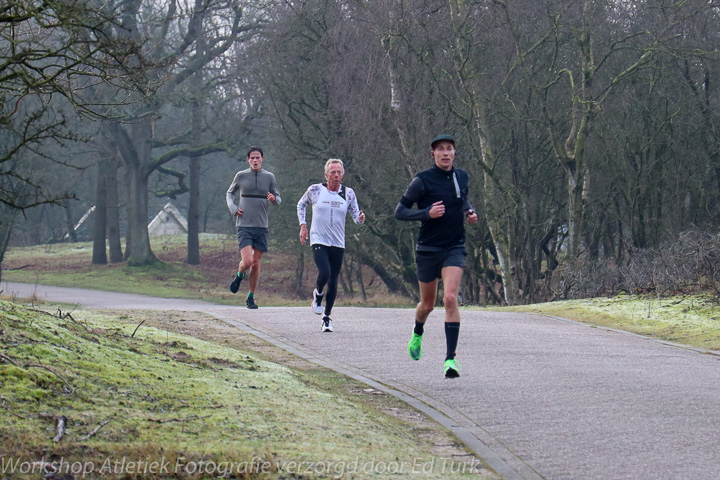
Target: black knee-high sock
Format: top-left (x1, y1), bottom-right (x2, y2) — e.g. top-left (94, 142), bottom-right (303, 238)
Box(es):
top-left (414, 320), bottom-right (425, 336)
top-left (445, 322), bottom-right (460, 360)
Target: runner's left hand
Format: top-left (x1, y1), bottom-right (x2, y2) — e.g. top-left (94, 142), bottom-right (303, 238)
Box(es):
top-left (467, 210), bottom-right (478, 224)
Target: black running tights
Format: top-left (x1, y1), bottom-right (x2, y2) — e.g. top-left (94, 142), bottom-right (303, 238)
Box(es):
top-left (312, 244), bottom-right (345, 316)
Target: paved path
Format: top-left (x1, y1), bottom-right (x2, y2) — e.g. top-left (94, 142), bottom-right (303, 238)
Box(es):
top-left (5, 282), bottom-right (720, 480)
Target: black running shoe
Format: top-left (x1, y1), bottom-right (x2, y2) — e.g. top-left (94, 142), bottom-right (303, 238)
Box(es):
top-left (246, 296), bottom-right (258, 309)
top-left (230, 272), bottom-right (245, 293)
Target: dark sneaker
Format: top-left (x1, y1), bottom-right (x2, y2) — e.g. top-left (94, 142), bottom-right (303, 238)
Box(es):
top-left (246, 296), bottom-right (258, 309)
top-left (321, 315), bottom-right (334, 332)
top-left (230, 272), bottom-right (246, 293)
top-left (444, 359), bottom-right (460, 379)
top-left (312, 288), bottom-right (324, 315)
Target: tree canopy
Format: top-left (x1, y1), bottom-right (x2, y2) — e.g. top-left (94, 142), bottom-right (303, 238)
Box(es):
top-left (3, 0), bottom-right (720, 303)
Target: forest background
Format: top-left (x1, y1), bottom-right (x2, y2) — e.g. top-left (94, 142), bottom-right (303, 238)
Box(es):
top-left (2, 0), bottom-right (720, 307)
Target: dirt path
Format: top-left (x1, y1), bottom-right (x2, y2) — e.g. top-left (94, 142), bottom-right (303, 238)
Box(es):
top-left (7, 282), bottom-right (720, 480)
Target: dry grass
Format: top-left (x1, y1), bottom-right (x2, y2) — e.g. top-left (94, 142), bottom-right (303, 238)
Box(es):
top-left (2, 234), bottom-right (411, 308)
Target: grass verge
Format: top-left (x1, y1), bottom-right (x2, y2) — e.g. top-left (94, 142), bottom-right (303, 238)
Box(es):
top-left (1, 235), bottom-right (412, 309)
top-left (0, 301), bottom-right (495, 479)
top-left (493, 293), bottom-right (720, 351)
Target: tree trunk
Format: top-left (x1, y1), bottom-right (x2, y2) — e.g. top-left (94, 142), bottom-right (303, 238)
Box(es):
top-left (186, 67), bottom-right (201, 265)
top-left (356, 260), bottom-right (367, 302)
top-left (356, 248), bottom-right (412, 297)
top-left (447, 0), bottom-right (520, 305)
top-left (106, 157), bottom-right (123, 263)
top-left (187, 156), bottom-right (200, 264)
top-left (295, 248), bottom-right (305, 298)
top-left (125, 159), bottom-right (158, 266)
top-left (566, 164), bottom-right (587, 257)
top-left (109, 121), bottom-right (158, 266)
top-left (63, 200), bottom-right (77, 243)
top-left (0, 204), bottom-right (17, 285)
top-left (339, 265), bottom-right (353, 296)
top-left (92, 159), bottom-right (108, 265)
top-left (485, 210), bottom-right (517, 305)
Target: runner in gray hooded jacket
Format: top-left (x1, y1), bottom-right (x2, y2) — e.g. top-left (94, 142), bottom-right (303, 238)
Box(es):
top-left (226, 146), bottom-right (281, 309)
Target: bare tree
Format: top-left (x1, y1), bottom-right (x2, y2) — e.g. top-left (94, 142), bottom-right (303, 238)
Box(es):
top-left (98, 0), bottom-right (266, 266)
top-left (0, 0), bottom-right (167, 271)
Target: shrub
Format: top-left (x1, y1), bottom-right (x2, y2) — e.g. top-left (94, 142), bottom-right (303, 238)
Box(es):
top-left (547, 229), bottom-right (720, 301)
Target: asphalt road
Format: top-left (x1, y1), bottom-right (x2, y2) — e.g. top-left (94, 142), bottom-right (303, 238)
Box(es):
top-left (4, 282), bottom-right (720, 480)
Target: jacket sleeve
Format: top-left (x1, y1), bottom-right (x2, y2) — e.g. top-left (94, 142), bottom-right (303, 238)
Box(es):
top-left (394, 176), bottom-right (429, 222)
top-left (347, 187), bottom-right (364, 225)
top-left (269, 173), bottom-right (281, 205)
top-left (460, 170), bottom-right (474, 214)
top-left (297, 186), bottom-right (313, 225)
top-left (226, 173), bottom-right (240, 214)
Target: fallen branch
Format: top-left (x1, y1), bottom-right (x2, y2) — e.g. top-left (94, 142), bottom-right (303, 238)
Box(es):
top-left (147, 414), bottom-right (211, 424)
top-left (78, 420), bottom-right (110, 441)
top-left (0, 396), bottom-right (27, 420)
top-left (131, 320), bottom-right (146, 338)
top-left (53, 415), bottom-right (67, 443)
top-left (1, 405), bottom-right (27, 420)
top-left (7, 264), bottom-right (32, 270)
top-left (56, 306), bottom-right (89, 331)
top-left (1, 354), bottom-right (73, 393)
top-left (27, 307), bottom-right (58, 318)
top-left (0, 352), bottom-right (18, 366)
top-left (24, 306), bottom-right (86, 331)
top-left (26, 306), bottom-right (86, 330)
top-left (170, 403), bottom-right (223, 412)
top-left (24, 363), bottom-right (74, 394)
top-left (39, 414), bottom-right (68, 443)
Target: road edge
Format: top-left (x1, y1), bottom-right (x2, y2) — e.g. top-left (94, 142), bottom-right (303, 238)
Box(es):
top-left (209, 311), bottom-right (531, 480)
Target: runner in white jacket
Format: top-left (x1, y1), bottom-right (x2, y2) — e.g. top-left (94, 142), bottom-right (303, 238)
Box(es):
top-left (297, 159), bottom-right (365, 332)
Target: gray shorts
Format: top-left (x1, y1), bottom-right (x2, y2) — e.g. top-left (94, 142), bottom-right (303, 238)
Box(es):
top-left (415, 245), bottom-right (467, 283)
top-left (236, 227), bottom-right (269, 253)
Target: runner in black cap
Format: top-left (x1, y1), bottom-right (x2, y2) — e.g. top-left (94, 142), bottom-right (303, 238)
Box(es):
top-left (394, 134), bottom-right (477, 378)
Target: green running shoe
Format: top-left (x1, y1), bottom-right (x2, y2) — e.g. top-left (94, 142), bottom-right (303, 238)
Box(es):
top-left (407, 332), bottom-right (423, 361)
top-left (444, 358), bottom-right (460, 378)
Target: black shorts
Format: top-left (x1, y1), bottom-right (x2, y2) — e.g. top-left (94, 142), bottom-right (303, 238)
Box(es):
top-left (415, 245), bottom-right (466, 283)
top-left (236, 227), bottom-right (269, 253)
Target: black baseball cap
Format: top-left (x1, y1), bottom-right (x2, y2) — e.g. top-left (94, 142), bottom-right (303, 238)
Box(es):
top-left (431, 134), bottom-right (455, 149)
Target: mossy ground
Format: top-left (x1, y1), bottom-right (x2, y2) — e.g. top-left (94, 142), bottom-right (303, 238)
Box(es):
top-left (0, 301), bottom-right (494, 479)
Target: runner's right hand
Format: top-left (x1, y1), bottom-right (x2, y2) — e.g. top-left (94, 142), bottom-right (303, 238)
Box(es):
top-left (428, 201), bottom-right (444, 219)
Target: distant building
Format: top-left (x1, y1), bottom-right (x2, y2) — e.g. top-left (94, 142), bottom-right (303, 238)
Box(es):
top-left (66, 202), bottom-right (187, 240)
top-left (147, 202), bottom-right (188, 236)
